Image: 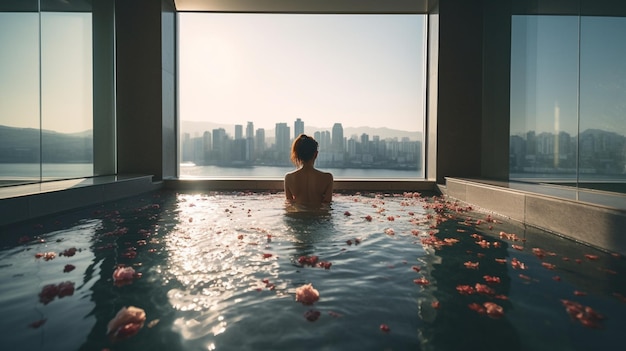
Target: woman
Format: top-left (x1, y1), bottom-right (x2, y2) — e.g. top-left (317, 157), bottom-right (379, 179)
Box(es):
top-left (284, 134), bottom-right (333, 206)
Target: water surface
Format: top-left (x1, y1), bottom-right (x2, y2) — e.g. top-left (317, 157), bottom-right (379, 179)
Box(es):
top-left (0, 191), bottom-right (624, 351)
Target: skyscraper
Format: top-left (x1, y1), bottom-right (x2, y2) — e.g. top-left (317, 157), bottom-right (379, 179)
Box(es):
top-left (275, 123), bottom-right (291, 162)
top-left (361, 133), bottom-right (370, 154)
top-left (256, 128), bottom-right (266, 157)
top-left (235, 124), bottom-right (243, 140)
top-left (181, 132), bottom-right (192, 162)
top-left (203, 131), bottom-right (212, 163)
top-left (332, 123), bottom-right (344, 153)
top-left (319, 130), bottom-right (331, 151)
top-left (246, 122), bottom-right (254, 139)
top-left (246, 122), bottom-right (255, 161)
top-left (294, 118), bottom-right (304, 139)
top-left (212, 128), bottom-right (227, 161)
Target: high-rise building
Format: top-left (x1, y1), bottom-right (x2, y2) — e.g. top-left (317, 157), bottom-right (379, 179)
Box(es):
top-left (361, 133), bottom-right (369, 144)
top-left (212, 128), bottom-right (227, 161)
top-left (332, 123), bottom-right (344, 153)
top-left (181, 132), bottom-right (192, 162)
top-left (246, 122), bottom-right (254, 139)
top-left (319, 130), bottom-right (331, 151)
top-left (361, 133), bottom-right (370, 154)
top-left (256, 128), bottom-right (266, 157)
top-left (193, 137), bottom-right (204, 164)
top-left (245, 122), bottom-right (255, 161)
top-left (347, 137), bottom-right (357, 157)
top-left (294, 118), bottom-right (304, 138)
top-left (232, 139), bottom-right (247, 162)
top-left (235, 124), bottom-right (243, 140)
top-left (203, 131), bottom-right (212, 163)
top-left (275, 123), bottom-right (291, 162)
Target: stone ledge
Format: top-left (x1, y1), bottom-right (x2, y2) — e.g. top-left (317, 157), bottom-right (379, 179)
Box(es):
top-left (0, 175), bottom-right (160, 226)
top-left (442, 177), bottom-right (626, 256)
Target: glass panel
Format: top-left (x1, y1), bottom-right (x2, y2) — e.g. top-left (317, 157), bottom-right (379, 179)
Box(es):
top-left (0, 10), bottom-right (41, 186)
top-left (178, 13), bottom-right (426, 179)
top-left (162, 5), bottom-right (177, 179)
top-left (40, 10), bottom-right (93, 180)
top-left (510, 15), bottom-right (579, 184)
top-left (579, 16), bottom-right (626, 192)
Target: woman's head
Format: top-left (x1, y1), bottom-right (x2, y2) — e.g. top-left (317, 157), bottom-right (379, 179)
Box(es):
top-left (291, 134), bottom-right (319, 167)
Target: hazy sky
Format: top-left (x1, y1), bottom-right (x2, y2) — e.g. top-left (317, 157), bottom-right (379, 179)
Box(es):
top-left (178, 13), bottom-right (426, 132)
top-left (3, 11), bottom-right (622, 137)
top-left (0, 12), bottom-right (92, 134)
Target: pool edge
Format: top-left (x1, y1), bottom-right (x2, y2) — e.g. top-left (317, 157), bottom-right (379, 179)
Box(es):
top-left (0, 175), bottom-right (161, 226)
top-left (442, 177), bottom-right (626, 256)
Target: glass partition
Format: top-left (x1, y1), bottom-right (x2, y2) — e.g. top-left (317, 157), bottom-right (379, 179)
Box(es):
top-left (579, 16), bottom-right (626, 192)
top-left (510, 15), bottom-right (580, 184)
top-left (0, 0), bottom-right (93, 187)
top-left (510, 10), bottom-right (626, 193)
top-left (0, 9), bottom-right (41, 186)
top-left (178, 13), bottom-right (427, 179)
top-left (41, 10), bottom-right (93, 180)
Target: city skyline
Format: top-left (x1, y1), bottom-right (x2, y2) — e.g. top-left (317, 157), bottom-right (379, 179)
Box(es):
top-left (181, 118), bottom-right (423, 149)
top-left (180, 117), bottom-right (422, 170)
top-left (180, 119), bottom-right (423, 143)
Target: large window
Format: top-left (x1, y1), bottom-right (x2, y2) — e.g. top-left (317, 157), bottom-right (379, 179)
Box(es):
top-left (510, 13), bottom-right (626, 192)
top-left (178, 13), bottom-right (427, 179)
top-left (0, 2), bottom-right (93, 187)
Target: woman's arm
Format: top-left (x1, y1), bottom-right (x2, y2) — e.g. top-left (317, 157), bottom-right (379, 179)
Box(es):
top-left (321, 173), bottom-right (333, 203)
top-left (284, 174), bottom-right (294, 201)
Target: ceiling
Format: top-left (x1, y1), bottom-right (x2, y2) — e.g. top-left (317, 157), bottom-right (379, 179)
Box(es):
top-left (174, 0), bottom-right (430, 14)
top-left (0, 0), bottom-right (92, 12)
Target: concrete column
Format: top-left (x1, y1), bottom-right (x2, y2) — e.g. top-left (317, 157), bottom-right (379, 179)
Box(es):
top-left (481, 0), bottom-right (511, 180)
top-left (93, 0), bottom-right (116, 176)
top-left (115, 0), bottom-right (176, 181)
top-left (435, 0), bottom-right (484, 184)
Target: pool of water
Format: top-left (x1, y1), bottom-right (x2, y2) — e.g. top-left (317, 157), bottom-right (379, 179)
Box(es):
top-left (0, 191), bottom-right (624, 351)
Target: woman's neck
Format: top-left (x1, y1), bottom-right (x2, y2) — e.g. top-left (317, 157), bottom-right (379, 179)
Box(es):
top-left (300, 161), bottom-right (315, 170)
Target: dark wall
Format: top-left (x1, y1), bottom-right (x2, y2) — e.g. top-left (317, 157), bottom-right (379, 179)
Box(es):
top-left (93, 0), bottom-right (116, 176)
top-left (116, 0), bottom-right (176, 180)
top-left (481, 0), bottom-right (511, 180)
top-left (435, 0), bottom-right (484, 183)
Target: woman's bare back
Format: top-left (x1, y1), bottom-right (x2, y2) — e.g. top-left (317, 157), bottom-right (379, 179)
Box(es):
top-left (285, 168), bottom-right (333, 206)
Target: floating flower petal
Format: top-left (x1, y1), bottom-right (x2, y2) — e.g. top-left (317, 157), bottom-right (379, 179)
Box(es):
top-left (107, 306), bottom-right (146, 341)
top-left (464, 261), bottom-right (479, 269)
top-left (295, 283), bottom-right (320, 305)
top-left (483, 302), bottom-right (504, 319)
top-left (304, 310), bottom-right (321, 322)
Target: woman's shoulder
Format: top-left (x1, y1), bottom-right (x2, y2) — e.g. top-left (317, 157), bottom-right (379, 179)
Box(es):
top-left (316, 169), bottom-right (333, 179)
top-left (285, 169), bottom-right (299, 177)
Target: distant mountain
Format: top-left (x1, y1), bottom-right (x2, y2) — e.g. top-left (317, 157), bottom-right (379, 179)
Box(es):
top-left (0, 125), bottom-right (92, 163)
top-left (331, 126), bottom-right (422, 141)
top-left (181, 120), bottom-right (422, 141)
top-left (580, 128), bottom-right (625, 139)
top-left (181, 121), bottom-right (233, 137)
